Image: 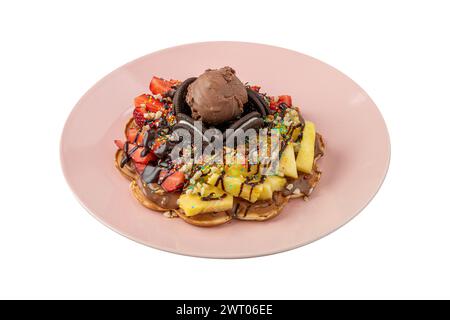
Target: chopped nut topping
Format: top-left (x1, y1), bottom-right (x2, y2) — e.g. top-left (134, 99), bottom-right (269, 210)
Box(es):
top-left (163, 211), bottom-right (177, 218)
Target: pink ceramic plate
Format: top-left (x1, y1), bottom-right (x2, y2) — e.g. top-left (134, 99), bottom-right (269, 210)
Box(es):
top-left (61, 42), bottom-right (390, 258)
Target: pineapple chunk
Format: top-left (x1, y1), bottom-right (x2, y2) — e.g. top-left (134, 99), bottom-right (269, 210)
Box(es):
top-left (207, 172), bottom-right (221, 187)
top-left (292, 127), bottom-right (301, 141)
top-left (246, 164), bottom-right (259, 176)
top-left (223, 175), bottom-right (263, 203)
top-left (279, 143), bottom-right (298, 178)
top-left (259, 182), bottom-right (273, 200)
top-left (266, 175), bottom-right (287, 192)
top-left (296, 121), bottom-right (316, 174)
top-left (240, 183), bottom-right (263, 203)
top-left (225, 164), bottom-right (247, 177)
top-left (223, 175), bottom-right (244, 196)
top-left (258, 176), bottom-right (287, 200)
top-left (178, 186), bottom-right (233, 217)
top-left (225, 163), bottom-right (259, 177)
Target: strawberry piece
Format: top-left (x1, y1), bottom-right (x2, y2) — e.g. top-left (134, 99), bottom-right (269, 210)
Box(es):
top-left (149, 77), bottom-right (179, 96)
top-left (114, 140), bottom-right (124, 149)
top-left (134, 93), bottom-right (165, 113)
top-left (116, 140), bottom-right (155, 164)
top-left (250, 85), bottom-right (261, 92)
top-left (146, 95), bottom-right (165, 113)
top-left (134, 163), bottom-right (147, 175)
top-left (134, 94), bottom-right (150, 108)
top-left (131, 146), bottom-right (156, 164)
top-left (278, 95), bottom-right (292, 106)
top-left (133, 108), bottom-right (146, 127)
top-left (160, 171), bottom-right (185, 192)
top-left (151, 139), bottom-right (161, 152)
top-left (126, 128), bottom-right (144, 145)
top-left (268, 96), bottom-right (278, 111)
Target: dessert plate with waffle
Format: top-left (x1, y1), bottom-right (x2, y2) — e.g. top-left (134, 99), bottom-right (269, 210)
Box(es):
top-left (61, 42), bottom-right (390, 258)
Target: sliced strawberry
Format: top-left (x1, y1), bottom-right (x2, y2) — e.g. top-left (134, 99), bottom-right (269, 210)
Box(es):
top-left (114, 140), bottom-right (125, 149)
top-left (278, 95), bottom-right (292, 106)
top-left (149, 77), bottom-right (179, 96)
top-left (151, 139), bottom-right (162, 152)
top-left (145, 95), bottom-right (165, 113)
top-left (133, 107), bottom-right (146, 127)
top-left (161, 171), bottom-right (185, 192)
top-left (250, 85), bottom-right (261, 92)
top-left (268, 96), bottom-right (278, 111)
top-left (116, 140), bottom-right (155, 164)
top-left (131, 146), bottom-right (156, 164)
top-left (126, 128), bottom-right (144, 145)
top-left (134, 94), bottom-right (150, 108)
top-left (134, 162), bottom-right (147, 175)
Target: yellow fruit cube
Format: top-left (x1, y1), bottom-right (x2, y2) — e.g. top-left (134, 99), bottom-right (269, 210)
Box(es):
top-left (240, 183), bottom-right (263, 203)
top-left (223, 175), bottom-right (263, 203)
top-left (223, 175), bottom-right (245, 196)
top-left (266, 175), bottom-right (287, 192)
top-left (207, 172), bottom-right (221, 187)
top-left (225, 164), bottom-right (247, 177)
top-left (291, 127), bottom-right (301, 141)
top-left (178, 186), bottom-right (233, 217)
top-left (259, 182), bottom-right (273, 200)
top-left (296, 121), bottom-right (316, 174)
top-left (279, 143), bottom-right (298, 178)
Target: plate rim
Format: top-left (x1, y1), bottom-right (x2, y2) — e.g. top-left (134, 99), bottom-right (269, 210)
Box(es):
top-left (60, 41), bottom-right (391, 258)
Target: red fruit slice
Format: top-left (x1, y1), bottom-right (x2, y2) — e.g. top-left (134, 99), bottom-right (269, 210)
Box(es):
top-left (126, 128), bottom-right (144, 145)
top-left (134, 162), bottom-right (147, 175)
top-left (150, 139), bottom-right (161, 152)
top-left (114, 140), bottom-right (124, 149)
top-left (250, 85), bottom-right (261, 92)
top-left (115, 140), bottom-right (154, 164)
top-left (149, 76), bottom-right (179, 96)
top-left (133, 108), bottom-right (146, 127)
top-left (131, 146), bottom-right (155, 164)
top-left (267, 96), bottom-right (278, 111)
top-left (278, 95), bottom-right (292, 106)
top-left (146, 95), bottom-right (165, 113)
top-left (134, 94), bottom-right (150, 108)
top-left (161, 171), bottom-right (185, 192)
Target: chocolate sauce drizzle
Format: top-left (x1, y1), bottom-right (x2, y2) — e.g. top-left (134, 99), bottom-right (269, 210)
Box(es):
top-left (120, 142), bottom-right (140, 168)
top-left (214, 172), bottom-right (226, 190)
top-left (200, 193), bottom-right (227, 201)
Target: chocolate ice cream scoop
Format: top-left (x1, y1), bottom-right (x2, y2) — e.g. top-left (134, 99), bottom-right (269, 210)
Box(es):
top-left (185, 67), bottom-right (247, 125)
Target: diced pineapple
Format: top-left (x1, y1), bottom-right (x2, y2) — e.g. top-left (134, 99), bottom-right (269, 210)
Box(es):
top-left (279, 143), bottom-right (298, 178)
top-left (258, 176), bottom-right (286, 201)
top-left (201, 194), bottom-right (233, 215)
top-left (292, 127), bottom-right (301, 141)
top-left (199, 184), bottom-right (222, 197)
top-left (296, 121), bottom-right (316, 174)
top-left (207, 172), bottom-right (221, 186)
top-left (223, 175), bottom-right (263, 203)
top-left (223, 175), bottom-right (245, 196)
top-left (178, 186), bottom-right (233, 217)
top-left (240, 183), bottom-right (263, 203)
top-left (266, 175), bottom-right (287, 192)
top-left (246, 164), bottom-right (259, 176)
top-left (225, 164), bottom-right (247, 177)
top-left (259, 182), bottom-right (273, 200)
top-left (225, 163), bottom-right (259, 177)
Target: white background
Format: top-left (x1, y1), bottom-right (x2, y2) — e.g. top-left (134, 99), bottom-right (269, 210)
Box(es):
top-left (0, 0), bottom-right (449, 300)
